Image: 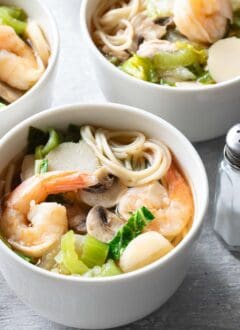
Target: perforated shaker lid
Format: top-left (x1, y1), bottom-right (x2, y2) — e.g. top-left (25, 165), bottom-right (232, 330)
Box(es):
top-left (225, 123), bottom-right (240, 168)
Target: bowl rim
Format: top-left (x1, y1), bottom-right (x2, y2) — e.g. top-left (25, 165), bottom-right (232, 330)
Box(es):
top-left (0, 103), bottom-right (209, 283)
top-left (80, 0), bottom-right (240, 93)
top-left (0, 0), bottom-right (60, 114)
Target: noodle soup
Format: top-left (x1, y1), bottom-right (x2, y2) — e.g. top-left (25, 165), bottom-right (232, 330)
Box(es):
top-left (91, 0), bottom-right (240, 87)
top-left (0, 124), bottom-right (194, 277)
top-left (0, 4), bottom-right (50, 108)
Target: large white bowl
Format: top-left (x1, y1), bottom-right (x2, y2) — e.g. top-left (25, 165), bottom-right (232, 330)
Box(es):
top-left (80, 0), bottom-right (240, 142)
top-left (0, 0), bottom-right (59, 137)
top-left (0, 103), bottom-right (208, 329)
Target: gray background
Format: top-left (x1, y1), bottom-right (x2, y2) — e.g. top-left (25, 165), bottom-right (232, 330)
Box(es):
top-left (0, 0), bottom-right (240, 329)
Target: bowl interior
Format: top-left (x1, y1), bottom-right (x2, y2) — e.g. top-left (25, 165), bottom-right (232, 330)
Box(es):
top-left (0, 103), bottom-right (208, 245)
top-left (0, 0), bottom-right (57, 61)
top-left (81, 0), bottom-right (240, 92)
top-left (0, 0), bottom-right (59, 113)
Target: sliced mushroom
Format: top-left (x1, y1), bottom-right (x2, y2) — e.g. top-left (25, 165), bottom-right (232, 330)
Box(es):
top-left (86, 206), bottom-right (125, 243)
top-left (0, 81), bottom-right (23, 104)
top-left (79, 168), bottom-right (127, 208)
top-left (67, 204), bottom-right (88, 234)
top-left (131, 13), bottom-right (167, 42)
top-left (137, 40), bottom-right (176, 58)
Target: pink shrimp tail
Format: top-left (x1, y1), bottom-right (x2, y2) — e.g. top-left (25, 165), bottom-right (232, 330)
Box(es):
top-left (46, 171), bottom-right (97, 194)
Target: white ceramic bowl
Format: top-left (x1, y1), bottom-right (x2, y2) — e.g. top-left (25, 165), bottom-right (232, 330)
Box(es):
top-left (80, 0), bottom-right (240, 142)
top-left (0, 0), bottom-right (59, 137)
top-left (0, 103), bottom-right (208, 329)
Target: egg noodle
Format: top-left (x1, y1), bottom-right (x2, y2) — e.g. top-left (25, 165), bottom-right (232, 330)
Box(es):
top-left (92, 0), bottom-right (146, 59)
top-left (81, 125), bottom-right (172, 187)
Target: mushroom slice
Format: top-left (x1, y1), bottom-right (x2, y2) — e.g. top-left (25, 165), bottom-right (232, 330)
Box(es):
top-left (86, 206), bottom-right (125, 243)
top-left (137, 40), bottom-right (177, 58)
top-left (0, 81), bottom-right (23, 104)
top-left (80, 169), bottom-right (127, 208)
top-left (67, 203), bottom-right (89, 235)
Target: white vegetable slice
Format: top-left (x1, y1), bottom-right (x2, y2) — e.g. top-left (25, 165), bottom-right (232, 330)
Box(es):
top-left (46, 141), bottom-right (99, 173)
top-left (119, 231), bottom-right (173, 273)
top-left (21, 154), bottom-right (35, 181)
top-left (208, 37), bottom-right (240, 83)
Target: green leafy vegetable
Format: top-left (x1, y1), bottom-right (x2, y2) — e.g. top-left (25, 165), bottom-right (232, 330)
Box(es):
top-left (121, 55), bottom-right (158, 82)
top-left (34, 159), bottom-right (48, 174)
top-left (35, 128), bottom-right (61, 159)
top-left (81, 235), bottom-right (109, 268)
top-left (153, 42), bottom-right (207, 71)
top-left (60, 231), bottom-right (88, 275)
top-left (109, 207), bottom-right (155, 260)
top-left (159, 78), bottom-right (176, 86)
top-left (27, 127), bottom-right (48, 154)
top-left (64, 124), bottom-right (81, 143)
top-left (0, 102), bottom-right (6, 109)
top-left (198, 72), bottom-right (215, 85)
top-left (84, 259), bottom-right (122, 277)
top-left (0, 6), bottom-right (27, 34)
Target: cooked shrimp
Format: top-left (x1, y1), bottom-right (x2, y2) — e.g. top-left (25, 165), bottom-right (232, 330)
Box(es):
top-left (173, 0), bottom-right (233, 44)
top-left (118, 164), bottom-right (194, 238)
top-left (0, 25), bottom-right (44, 90)
top-left (0, 25), bottom-right (36, 64)
top-left (0, 171), bottom-right (96, 257)
top-left (0, 50), bottom-right (44, 90)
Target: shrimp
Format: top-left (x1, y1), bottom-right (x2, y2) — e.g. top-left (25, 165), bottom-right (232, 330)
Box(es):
top-left (0, 25), bottom-right (36, 63)
top-left (173, 0), bottom-right (233, 44)
top-left (0, 25), bottom-right (44, 90)
top-left (0, 171), bottom-right (96, 257)
top-left (118, 164), bottom-right (194, 239)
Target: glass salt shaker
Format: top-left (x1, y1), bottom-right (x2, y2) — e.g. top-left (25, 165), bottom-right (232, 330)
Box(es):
top-left (213, 123), bottom-right (240, 251)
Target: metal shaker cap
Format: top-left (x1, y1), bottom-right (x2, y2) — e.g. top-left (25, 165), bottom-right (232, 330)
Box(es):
top-left (225, 123), bottom-right (240, 168)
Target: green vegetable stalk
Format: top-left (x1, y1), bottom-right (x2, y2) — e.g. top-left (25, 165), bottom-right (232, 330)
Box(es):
top-left (109, 207), bottom-right (155, 260)
top-left (84, 259), bottom-right (122, 277)
top-left (198, 72), bottom-right (215, 85)
top-left (81, 235), bottom-right (109, 268)
top-left (35, 128), bottom-right (61, 159)
top-left (121, 55), bottom-right (158, 82)
top-left (60, 231), bottom-right (88, 275)
top-left (0, 102), bottom-right (6, 109)
top-left (0, 6), bottom-right (27, 34)
top-left (153, 42), bottom-right (207, 71)
top-left (34, 159), bottom-right (48, 174)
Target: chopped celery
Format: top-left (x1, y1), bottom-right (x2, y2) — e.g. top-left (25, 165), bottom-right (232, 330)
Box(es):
top-left (109, 207), bottom-right (154, 260)
top-left (81, 235), bottom-right (109, 268)
top-left (153, 43), bottom-right (207, 71)
top-left (27, 127), bottom-right (48, 154)
top-left (0, 6), bottom-right (27, 34)
top-left (84, 260), bottom-right (122, 277)
top-left (99, 259), bottom-right (122, 277)
top-left (0, 102), bottom-right (6, 109)
top-left (61, 231), bottom-right (88, 275)
top-left (198, 72), bottom-right (215, 85)
top-left (121, 55), bottom-right (158, 82)
top-left (159, 78), bottom-right (176, 87)
top-left (35, 128), bottom-right (61, 159)
top-left (41, 129), bottom-right (61, 157)
top-left (34, 159), bottom-right (48, 174)
top-left (147, 0), bottom-right (174, 19)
